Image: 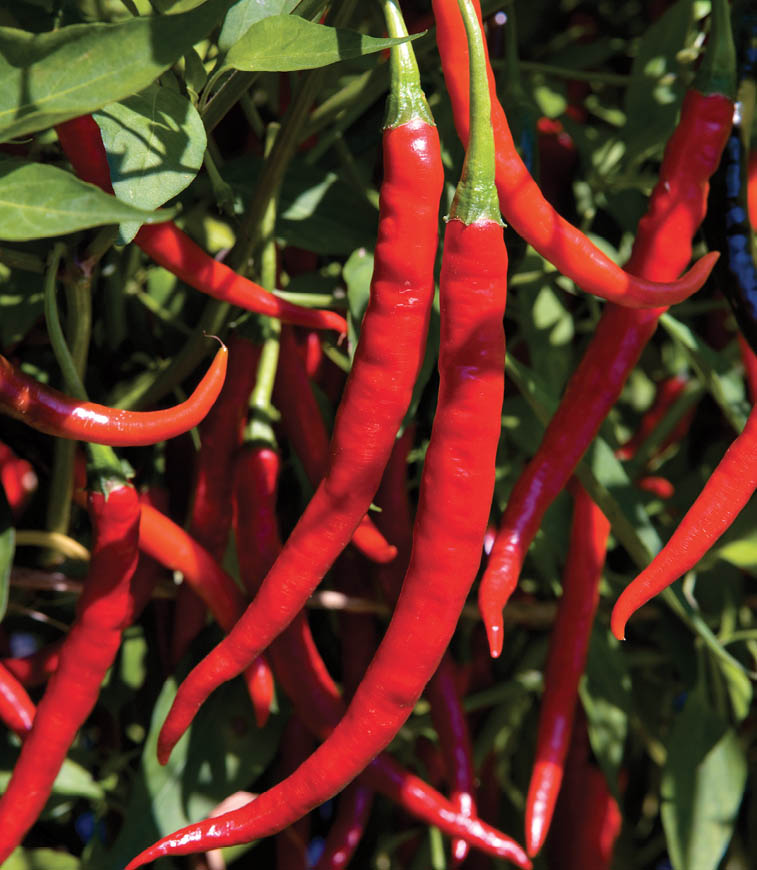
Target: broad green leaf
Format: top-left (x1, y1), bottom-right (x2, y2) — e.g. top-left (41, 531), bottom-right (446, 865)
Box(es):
top-left (580, 626), bottom-right (631, 795)
top-left (0, 756), bottom-right (104, 801)
top-left (94, 84), bottom-right (206, 243)
top-left (0, 159), bottom-right (174, 241)
top-left (0, 0), bottom-right (231, 141)
top-left (661, 694), bottom-right (747, 870)
top-left (218, 0), bottom-right (298, 53)
top-left (623, 0), bottom-right (692, 165)
top-left (0, 482), bottom-right (14, 623)
top-left (4, 848), bottom-right (80, 869)
top-left (224, 15), bottom-right (419, 73)
top-left (105, 668), bottom-right (282, 866)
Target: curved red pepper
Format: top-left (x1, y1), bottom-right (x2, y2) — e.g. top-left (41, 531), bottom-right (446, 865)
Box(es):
top-left (0, 662), bottom-right (35, 739)
top-left (0, 346), bottom-right (228, 447)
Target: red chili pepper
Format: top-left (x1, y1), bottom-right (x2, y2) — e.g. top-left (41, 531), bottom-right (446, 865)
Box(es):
top-left (524, 481), bottom-right (610, 857)
top-left (312, 782), bottom-right (373, 870)
top-left (154, 4), bottom-right (444, 761)
top-left (274, 326), bottom-right (397, 564)
top-left (547, 711), bottom-right (622, 870)
top-left (477, 27), bottom-right (736, 656)
top-left (276, 716), bottom-right (315, 870)
top-left (172, 334), bottom-right (260, 666)
top-left (230, 436), bottom-right (533, 863)
top-left (0, 662), bottom-right (35, 739)
top-left (431, 0), bottom-right (719, 308)
top-left (616, 374), bottom-right (691, 461)
top-left (124, 3), bottom-right (526, 865)
top-left (0, 481), bottom-right (140, 860)
top-left (748, 148), bottom-right (757, 231)
top-left (55, 117), bottom-right (347, 336)
top-left (136, 500), bottom-right (273, 727)
top-left (2, 641), bottom-right (62, 688)
top-left (0, 443), bottom-right (37, 519)
top-left (374, 427), bottom-right (477, 864)
top-left (612, 403), bottom-right (757, 638)
top-left (0, 345), bottom-right (228, 447)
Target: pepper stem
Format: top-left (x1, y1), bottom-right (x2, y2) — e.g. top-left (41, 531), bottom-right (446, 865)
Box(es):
top-left (381, 0), bottom-right (434, 128)
top-left (694, 0), bottom-right (737, 99)
top-left (448, 0), bottom-right (502, 225)
top-left (44, 244), bottom-right (127, 493)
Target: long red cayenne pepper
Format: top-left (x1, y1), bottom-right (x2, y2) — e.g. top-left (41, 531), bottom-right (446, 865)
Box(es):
top-left (171, 334), bottom-right (260, 667)
top-left (154, 2), bottom-right (444, 761)
top-left (54, 117), bottom-right (347, 336)
top-left (0, 451), bottom-right (140, 860)
top-left (274, 326), bottom-right (396, 564)
top-left (431, 0), bottom-right (719, 308)
top-left (373, 428), bottom-right (477, 864)
top-left (611, 404), bottom-right (757, 638)
top-left (477, 2), bottom-right (737, 657)
top-left (0, 663), bottom-right (35, 739)
top-left (124, 1), bottom-right (526, 865)
top-left (0, 345), bottom-right (227, 446)
top-left (312, 782), bottom-right (373, 870)
top-left (234, 421), bottom-right (526, 864)
top-left (524, 481), bottom-right (610, 857)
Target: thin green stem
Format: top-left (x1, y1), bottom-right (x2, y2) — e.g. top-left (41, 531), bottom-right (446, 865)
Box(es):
top-left (202, 71), bottom-right (259, 134)
top-left (694, 0), bottom-right (737, 98)
top-left (381, 0), bottom-right (433, 127)
top-left (0, 247), bottom-right (44, 273)
top-left (273, 290), bottom-right (343, 308)
top-left (449, 0), bottom-right (501, 224)
top-left (513, 60), bottom-right (631, 86)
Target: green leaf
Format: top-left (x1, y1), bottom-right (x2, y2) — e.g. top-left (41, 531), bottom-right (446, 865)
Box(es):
top-left (0, 756), bottom-right (104, 801)
top-left (659, 312), bottom-right (749, 432)
top-left (4, 848), bottom-right (80, 869)
top-left (580, 626), bottom-right (631, 796)
top-left (94, 83), bottom-right (206, 243)
top-left (343, 247), bottom-right (373, 353)
top-left (0, 0), bottom-right (232, 142)
top-left (105, 667), bottom-right (283, 866)
top-left (661, 694), bottom-right (747, 870)
top-left (623, 0), bottom-right (693, 164)
top-left (0, 484), bottom-right (14, 623)
top-left (0, 159), bottom-right (175, 241)
top-left (224, 15), bottom-right (419, 73)
top-left (218, 0), bottom-right (299, 53)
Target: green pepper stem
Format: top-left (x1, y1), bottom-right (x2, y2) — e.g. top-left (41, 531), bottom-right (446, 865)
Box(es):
top-left (381, 0), bottom-right (434, 128)
top-left (694, 0), bottom-right (737, 99)
top-left (448, 0), bottom-right (502, 225)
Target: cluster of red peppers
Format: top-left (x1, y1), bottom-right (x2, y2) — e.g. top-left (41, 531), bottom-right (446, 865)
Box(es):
top-left (1, 0), bottom-right (756, 867)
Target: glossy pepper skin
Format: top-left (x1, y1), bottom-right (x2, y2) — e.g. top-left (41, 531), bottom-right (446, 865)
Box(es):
top-left (155, 33), bottom-right (444, 761)
top-left (274, 326), bottom-right (397, 564)
top-left (524, 482), bottom-right (610, 857)
top-left (0, 663), bottom-right (35, 739)
top-left (171, 334), bottom-right (260, 667)
top-left (431, 0), bottom-right (719, 308)
top-left (123, 7), bottom-right (526, 868)
top-left (54, 116), bottom-right (348, 336)
top-left (234, 433), bottom-right (530, 864)
top-left (477, 87), bottom-right (735, 657)
top-left (0, 484), bottom-right (140, 860)
top-left (0, 346), bottom-right (227, 447)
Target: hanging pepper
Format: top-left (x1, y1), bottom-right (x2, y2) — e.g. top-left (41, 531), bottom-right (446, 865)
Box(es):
top-left (476, 0), bottom-right (737, 656)
top-left (0, 455), bottom-right (140, 861)
top-left (524, 481), bottom-right (610, 857)
top-left (0, 344), bottom-right (228, 446)
top-left (431, 0), bottom-right (719, 308)
top-left (0, 662), bottom-right (35, 739)
top-left (274, 326), bottom-right (396, 563)
top-left (154, 0), bottom-right (444, 761)
top-left (171, 334), bottom-right (260, 666)
top-left (54, 116), bottom-right (347, 336)
top-left (123, 2), bottom-right (526, 866)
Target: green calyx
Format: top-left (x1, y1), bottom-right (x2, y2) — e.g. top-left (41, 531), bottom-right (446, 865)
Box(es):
top-left (448, 0), bottom-right (502, 226)
top-left (381, 0), bottom-right (435, 129)
top-left (694, 0), bottom-right (737, 99)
